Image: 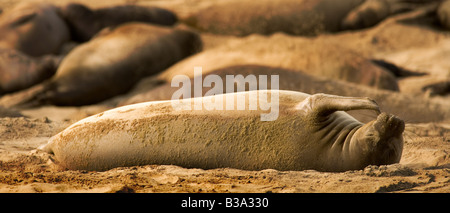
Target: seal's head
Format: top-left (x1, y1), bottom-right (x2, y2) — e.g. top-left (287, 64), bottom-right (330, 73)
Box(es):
top-left (350, 112), bottom-right (404, 168)
top-left (59, 3), bottom-right (96, 41)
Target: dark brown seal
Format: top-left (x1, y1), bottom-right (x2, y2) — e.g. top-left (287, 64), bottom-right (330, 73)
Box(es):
top-left (0, 2), bottom-right (70, 57)
top-left (60, 3), bottom-right (178, 41)
top-left (0, 48), bottom-right (60, 95)
top-left (183, 0), bottom-right (365, 36)
top-left (0, 23), bottom-right (202, 107)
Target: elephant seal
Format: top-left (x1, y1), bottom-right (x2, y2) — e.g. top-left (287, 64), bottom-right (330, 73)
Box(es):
top-left (0, 23), bottom-right (202, 107)
top-left (60, 3), bottom-right (178, 41)
top-left (120, 65), bottom-right (450, 123)
top-left (183, 0), bottom-right (364, 36)
top-left (40, 90), bottom-right (404, 172)
top-left (158, 33), bottom-right (399, 91)
top-left (0, 48), bottom-right (60, 95)
top-left (0, 2), bottom-right (70, 57)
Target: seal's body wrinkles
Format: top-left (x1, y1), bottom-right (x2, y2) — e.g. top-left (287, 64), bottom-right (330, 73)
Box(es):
top-left (41, 90), bottom-right (404, 172)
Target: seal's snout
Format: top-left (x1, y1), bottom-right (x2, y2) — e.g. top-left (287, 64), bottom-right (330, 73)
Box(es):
top-left (374, 112), bottom-right (405, 138)
top-left (369, 112), bottom-right (404, 165)
top-left (351, 112), bottom-right (405, 167)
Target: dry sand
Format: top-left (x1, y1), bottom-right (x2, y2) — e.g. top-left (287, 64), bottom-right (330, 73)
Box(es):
top-left (0, 0), bottom-right (449, 193)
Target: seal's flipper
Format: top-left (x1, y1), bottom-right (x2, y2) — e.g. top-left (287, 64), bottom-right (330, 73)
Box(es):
top-left (0, 81), bottom-right (51, 109)
top-left (296, 93), bottom-right (381, 117)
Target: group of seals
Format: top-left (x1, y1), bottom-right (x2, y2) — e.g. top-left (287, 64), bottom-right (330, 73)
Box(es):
top-left (0, 1), bottom-right (416, 173)
top-left (2, 23), bottom-right (202, 107)
top-left (0, 2), bottom-right (68, 95)
top-left (0, 2), bottom-right (180, 96)
top-left (40, 90), bottom-right (404, 172)
top-left (0, 2), bottom-right (179, 56)
top-left (119, 65), bottom-right (450, 123)
top-left (157, 33), bottom-right (400, 91)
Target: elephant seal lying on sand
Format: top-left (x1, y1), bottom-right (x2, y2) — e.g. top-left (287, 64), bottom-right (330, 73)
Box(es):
top-left (119, 65), bottom-right (448, 123)
top-left (40, 90), bottom-right (404, 172)
top-left (0, 23), bottom-right (202, 107)
top-left (183, 0), bottom-right (364, 36)
top-left (157, 33), bottom-right (400, 91)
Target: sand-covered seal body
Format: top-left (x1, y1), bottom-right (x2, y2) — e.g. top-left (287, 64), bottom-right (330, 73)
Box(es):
top-left (120, 65), bottom-right (449, 123)
top-left (41, 90), bottom-right (404, 172)
top-left (0, 2), bottom-right (70, 57)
